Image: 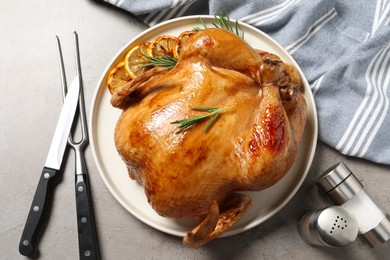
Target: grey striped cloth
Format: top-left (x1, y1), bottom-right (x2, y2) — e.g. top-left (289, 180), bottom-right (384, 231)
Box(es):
top-left (102, 0), bottom-right (390, 166)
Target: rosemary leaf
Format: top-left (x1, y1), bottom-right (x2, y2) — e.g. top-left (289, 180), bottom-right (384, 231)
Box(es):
top-left (142, 54), bottom-right (177, 69)
top-left (199, 18), bottom-right (208, 29)
top-left (218, 15), bottom-right (232, 32)
top-left (212, 22), bottom-right (220, 29)
top-left (193, 14), bottom-right (244, 39)
top-left (204, 113), bottom-right (219, 132)
top-left (171, 107), bottom-right (229, 133)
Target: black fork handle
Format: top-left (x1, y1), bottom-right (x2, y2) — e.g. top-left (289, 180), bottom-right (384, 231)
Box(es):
top-left (75, 173), bottom-right (101, 260)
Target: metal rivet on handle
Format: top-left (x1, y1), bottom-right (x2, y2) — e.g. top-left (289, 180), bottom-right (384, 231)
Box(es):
top-left (23, 240), bottom-right (29, 246)
top-left (44, 173), bottom-right (50, 179)
top-left (78, 186), bottom-right (84, 192)
top-left (84, 250), bottom-right (91, 257)
top-left (81, 217), bottom-right (87, 223)
top-left (33, 206), bottom-right (39, 212)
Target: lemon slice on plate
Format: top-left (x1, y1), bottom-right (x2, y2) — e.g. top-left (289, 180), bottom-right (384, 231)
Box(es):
top-left (147, 36), bottom-right (177, 58)
top-left (173, 31), bottom-right (196, 58)
top-left (124, 42), bottom-right (150, 79)
top-left (107, 61), bottom-right (131, 94)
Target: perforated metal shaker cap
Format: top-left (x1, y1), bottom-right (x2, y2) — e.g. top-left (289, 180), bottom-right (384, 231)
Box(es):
top-left (299, 206), bottom-right (359, 247)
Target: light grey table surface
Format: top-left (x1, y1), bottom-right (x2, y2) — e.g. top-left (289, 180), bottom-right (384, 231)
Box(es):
top-left (1, 1), bottom-right (389, 259)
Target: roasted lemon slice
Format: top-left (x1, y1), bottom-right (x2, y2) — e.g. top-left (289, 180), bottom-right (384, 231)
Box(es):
top-left (107, 61), bottom-right (131, 94)
top-left (124, 42), bottom-right (150, 79)
top-left (147, 35), bottom-right (177, 58)
top-left (173, 31), bottom-right (196, 58)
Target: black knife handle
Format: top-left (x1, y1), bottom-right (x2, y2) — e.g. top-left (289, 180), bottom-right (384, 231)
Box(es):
top-left (75, 174), bottom-right (100, 260)
top-left (19, 167), bottom-right (58, 256)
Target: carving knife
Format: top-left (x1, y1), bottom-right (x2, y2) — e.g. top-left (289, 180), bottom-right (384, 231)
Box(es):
top-left (19, 75), bottom-right (80, 256)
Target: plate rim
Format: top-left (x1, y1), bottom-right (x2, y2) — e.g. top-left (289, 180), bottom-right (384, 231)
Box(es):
top-left (89, 15), bottom-right (318, 237)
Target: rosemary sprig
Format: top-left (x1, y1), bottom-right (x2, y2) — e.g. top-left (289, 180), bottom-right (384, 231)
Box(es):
top-left (193, 15), bottom-right (244, 39)
top-left (142, 54), bottom-right (177, 70)
top-left (171, 107), bottom-right (229, 133)
top-left (193, 18), bottom-right (208, 31)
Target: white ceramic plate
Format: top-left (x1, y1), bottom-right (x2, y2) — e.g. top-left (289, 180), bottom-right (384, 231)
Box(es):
top-left (89, 15), bottom-right (318, 237)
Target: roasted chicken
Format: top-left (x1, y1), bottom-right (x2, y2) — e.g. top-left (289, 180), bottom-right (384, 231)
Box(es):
top-left (110, 28), bottom-right (307, 247)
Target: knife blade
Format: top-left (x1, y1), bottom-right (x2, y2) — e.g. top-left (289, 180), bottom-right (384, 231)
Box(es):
top-left (19, 75), bottom-right (80, 257)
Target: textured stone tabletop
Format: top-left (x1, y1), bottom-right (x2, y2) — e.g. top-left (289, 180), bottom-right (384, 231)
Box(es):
top-left (1, 1), bottom-right (389, 259)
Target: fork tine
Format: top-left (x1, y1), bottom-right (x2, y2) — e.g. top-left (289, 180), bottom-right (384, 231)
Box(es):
top-left (73, 31), bottom-right (88, 142)
top-left (74, 32), bottom-right (82, 85)
top-left (56, 36), bottom-right (68, 99)
top-left (57, 35), bottom-right (78, 145)
top-left (57, 35), bottom-right (77, 145)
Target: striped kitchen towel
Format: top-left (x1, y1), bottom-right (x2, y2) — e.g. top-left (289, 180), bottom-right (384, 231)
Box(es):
top-left (101, 0), bottom-right (390, 165)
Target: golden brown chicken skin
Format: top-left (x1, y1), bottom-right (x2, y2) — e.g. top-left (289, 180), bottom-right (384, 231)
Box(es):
top-left (111, 28), bottom-right (307, 247)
